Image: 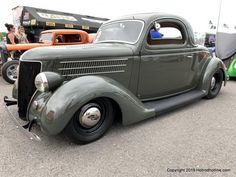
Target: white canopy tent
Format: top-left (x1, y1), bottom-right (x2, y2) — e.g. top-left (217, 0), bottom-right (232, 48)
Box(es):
top-left (216, 0), bottom-right (236, 60)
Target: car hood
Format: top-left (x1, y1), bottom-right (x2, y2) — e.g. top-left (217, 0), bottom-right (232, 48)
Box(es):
top-left (21, 43), bottom-right (134, 61)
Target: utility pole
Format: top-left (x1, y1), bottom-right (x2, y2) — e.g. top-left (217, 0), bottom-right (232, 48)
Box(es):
top-left (216, 0), bottom-right (223, 33)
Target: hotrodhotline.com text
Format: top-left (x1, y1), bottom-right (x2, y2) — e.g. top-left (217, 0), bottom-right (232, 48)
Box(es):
top-left (167, 168), bottom-right (231, 173)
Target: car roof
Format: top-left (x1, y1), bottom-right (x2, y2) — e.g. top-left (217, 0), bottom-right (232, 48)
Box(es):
top-left (41, 29), bottom-right (88, 34)
top-left (101, 12), bottom-right (196, 46)
top-left (104, 12), bottom-right (187, 24)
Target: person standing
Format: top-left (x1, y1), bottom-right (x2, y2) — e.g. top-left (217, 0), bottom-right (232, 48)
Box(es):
top-left (5, 23), bottom-right (18, 44)
top-left (4, 23), bottom-right (18, 60)
top-left (149, 22), bottom-right (163, 39)
top-left (16, 26), bottom-right (29, 44)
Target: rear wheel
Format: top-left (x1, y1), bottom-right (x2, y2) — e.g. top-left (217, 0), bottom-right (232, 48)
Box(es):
top-left (1, 60), bottom-right (19, 84)
top-left (205, 70), bottom-right (223, 99)
top-left (64, 98), bottom-right (114, 144)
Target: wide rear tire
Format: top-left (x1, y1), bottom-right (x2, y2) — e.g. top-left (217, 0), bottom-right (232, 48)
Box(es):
top-left (64, 98), bottom-right (114, 144)
top-left (204, 69), bottom-right (223, 99)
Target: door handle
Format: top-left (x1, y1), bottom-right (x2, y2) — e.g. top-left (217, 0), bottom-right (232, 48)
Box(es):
top-left (187, 55), bottom-right (193, 58)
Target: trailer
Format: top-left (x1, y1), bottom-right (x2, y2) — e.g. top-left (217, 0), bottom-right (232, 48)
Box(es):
top-left (12, 6), bottom-right (109, 42)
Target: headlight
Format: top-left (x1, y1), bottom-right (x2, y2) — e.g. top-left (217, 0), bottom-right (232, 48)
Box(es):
top-left (35, 72), bottom-right (63, 92)
top-left (35, 73), bottom-right (49, 92)
top-left (234, 63), bottom-right (236, 69)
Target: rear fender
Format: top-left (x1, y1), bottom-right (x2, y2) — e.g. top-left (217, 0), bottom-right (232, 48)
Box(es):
top-left (198, 57), bottom-right (227, 92)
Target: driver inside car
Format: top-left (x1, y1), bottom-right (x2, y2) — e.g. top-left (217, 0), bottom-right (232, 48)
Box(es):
top-left (150, 22), bottom-right (163, 39)
top-left (56, 35), bottom-right (63, 43)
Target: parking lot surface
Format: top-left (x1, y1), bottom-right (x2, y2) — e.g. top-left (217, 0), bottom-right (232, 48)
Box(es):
top-left (0, 77), bottom-right (235, 177)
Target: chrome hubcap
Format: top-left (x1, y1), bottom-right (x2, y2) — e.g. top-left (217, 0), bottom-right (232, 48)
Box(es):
top-left (6, 64), bottom-right (18, 81)
top-left (210, 76), bottom-right (216, 90)
top-left (79, 107), bottom-right (101, 128)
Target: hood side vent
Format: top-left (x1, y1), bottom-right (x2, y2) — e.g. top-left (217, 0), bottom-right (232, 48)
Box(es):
top-left (57, 58), bottom-right (128, 78)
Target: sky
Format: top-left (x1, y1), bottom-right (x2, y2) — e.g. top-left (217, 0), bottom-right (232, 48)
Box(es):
top-left (0, 0), bottom-right (234, 33)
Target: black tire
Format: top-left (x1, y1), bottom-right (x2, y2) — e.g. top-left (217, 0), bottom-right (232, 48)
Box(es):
top-left (64, 98), bottom-right (114, 144)
top-left (204, 70), bottom-right (223, 99)
top-left (1, 60), bottom-right (19, 84)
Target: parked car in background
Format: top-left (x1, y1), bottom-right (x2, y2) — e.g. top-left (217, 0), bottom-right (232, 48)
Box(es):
top-left (0, 29), bottom-right (94, 84)
top-left (4, 12), bottom-right (227, 144)
top-left (226, 55), bottom-right (236, 78)
top-left (194, 32), bottom-right (216, 56)
top-left (204, 33), bottom-right (216, 56)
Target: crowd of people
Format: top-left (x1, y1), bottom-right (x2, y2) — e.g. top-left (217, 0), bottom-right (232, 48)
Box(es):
top-left (4, 23), bottom-right (29, 59)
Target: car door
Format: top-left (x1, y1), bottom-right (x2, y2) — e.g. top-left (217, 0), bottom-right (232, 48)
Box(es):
top-left (137, 19), bottom-right (196, 100)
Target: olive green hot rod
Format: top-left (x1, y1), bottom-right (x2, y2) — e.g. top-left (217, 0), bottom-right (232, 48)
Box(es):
top-left (4, 13), bottom-right (227, 144)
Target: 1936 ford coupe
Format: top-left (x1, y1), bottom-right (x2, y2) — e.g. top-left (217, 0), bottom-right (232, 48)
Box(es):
top-left (4, 13), bottom-right (227, 144)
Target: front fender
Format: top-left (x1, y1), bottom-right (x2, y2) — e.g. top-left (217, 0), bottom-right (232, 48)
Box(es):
top-left (35, 76), bottom-right (155, 135)
top-left (198, 57), bottom-right (227, 92)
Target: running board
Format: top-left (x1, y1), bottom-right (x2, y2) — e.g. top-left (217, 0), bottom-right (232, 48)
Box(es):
top-left (143, 90), bottom-right (206, 116)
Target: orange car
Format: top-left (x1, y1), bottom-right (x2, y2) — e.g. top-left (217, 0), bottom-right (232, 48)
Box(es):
top-left (0, 29), bottom-right (94, 84)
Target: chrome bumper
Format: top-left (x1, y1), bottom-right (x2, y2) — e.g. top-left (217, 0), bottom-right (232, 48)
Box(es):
top-left (3, 96), bottom-right (41, 141)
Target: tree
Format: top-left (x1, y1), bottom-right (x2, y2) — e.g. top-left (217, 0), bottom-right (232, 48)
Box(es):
top-left (0, 32), bottom-right (3, 41)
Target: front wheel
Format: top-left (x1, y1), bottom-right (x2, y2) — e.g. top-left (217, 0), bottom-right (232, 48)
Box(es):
top-left (204, 70), bottom-right (223, 99)
top-left (1, 60), bottom-right (19, 84)
top-left (64, 98), bottom-right (114, 144)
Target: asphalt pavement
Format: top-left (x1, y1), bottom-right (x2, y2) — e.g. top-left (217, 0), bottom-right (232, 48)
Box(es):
top-left (0, 76), bottom-right (235, 177)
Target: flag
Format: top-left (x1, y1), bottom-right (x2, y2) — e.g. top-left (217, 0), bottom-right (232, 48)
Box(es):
top-left (209, 20), bottom-right (216, 29)
top-left (223, 23), bottom-right (229, 28)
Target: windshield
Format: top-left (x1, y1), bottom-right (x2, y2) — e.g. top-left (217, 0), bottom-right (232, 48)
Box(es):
top-left (39, 33), bottom-right (52, 43)
top-left (94, 20), bottom-right (144, 44)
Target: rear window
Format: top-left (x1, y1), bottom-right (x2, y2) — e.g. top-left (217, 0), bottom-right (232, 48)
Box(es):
top-left (56, 34), bottom-right (81, 43)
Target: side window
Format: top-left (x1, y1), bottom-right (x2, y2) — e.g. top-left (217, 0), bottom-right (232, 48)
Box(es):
top-left (159, 27), bottom-right (182, 39)
top-left (147, 21), bottom-right (186, 45)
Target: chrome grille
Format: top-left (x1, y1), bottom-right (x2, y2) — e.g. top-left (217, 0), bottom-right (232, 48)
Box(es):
top-left (58, 58), bottom-right (128, 77)
top-left (18, 61), bottom-right (41, 118)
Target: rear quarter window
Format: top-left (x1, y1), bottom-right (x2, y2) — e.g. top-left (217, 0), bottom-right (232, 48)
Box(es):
top-left (147, 21), bottom-right (186, 45)
top-left (56, 34), bottom-right (81, 43)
